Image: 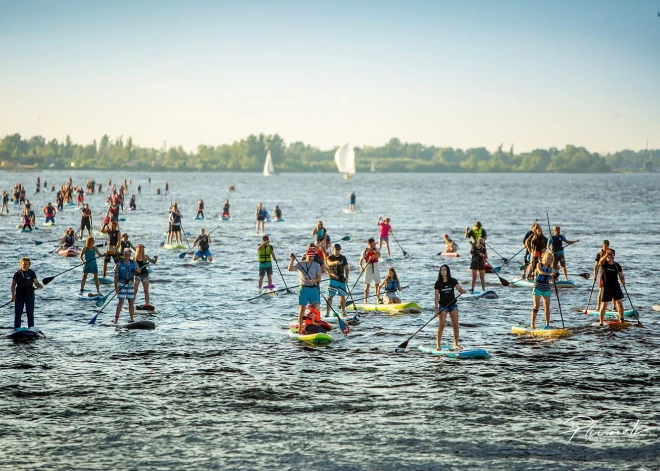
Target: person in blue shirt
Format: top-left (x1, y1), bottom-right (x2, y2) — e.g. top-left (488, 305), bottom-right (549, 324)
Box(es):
top-left (547, 226), bottom-right (579, 281)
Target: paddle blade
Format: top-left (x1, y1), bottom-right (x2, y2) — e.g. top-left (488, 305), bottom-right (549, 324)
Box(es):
top-left (340, 236), bottom-right (351, 241)
top-left (579, 273), bottom-right (590, 279)
top-left (88, 313), bottom-right (99, 325)
top-left (43, 276), bottom-right (54, 285)
top-left (34, 240), bottom-right (43, 246)
top-left (340, 318), bottom-right (349, 335)
top-left (178, 252), bottom-right (186, 259)
top-left (493, 266), bottom-right (502, 273)
top-left (95, 295), bottom-right (108, 307)
top-left (497, 275), bottom-right (510, 287)
top-left (395, 340), bottom-right (409, 353)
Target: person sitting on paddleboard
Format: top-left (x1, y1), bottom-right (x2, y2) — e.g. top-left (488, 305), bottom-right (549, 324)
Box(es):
top-left (274, 205), bottom-right (282, 221)
top-left (43, 202), bottom-right (56, 224)
top-left (11, 257), bottom-right (43, 331)
top-left (531, 252), bottom-right (554, 330)
top-left (469, 238), bottom-right (487, 294)
top-left (349, 191), bottom-right (356, 212)
top-left (593, 240), bottom-right (611, 311)
top-left (377, 217), bottom-right (393, 258)
top-left (547, 226), bottom-right (579, 281)
top-left (79, 237), bottom-right (103, 297)
top-left (196, 200), bottom-right (205, 219)
top-left (325, 243), bottom-right (349, 316)
top-left (101, 220), bottom-right (121, 278)
top-left (133, 244), bottom-right (157, 308)
top-left (192, 228), bottom-right (213, 262)
top-left (359, 238), bottom-right (381, 303)
top-left (129, 194), bottom-right (136, 210)
top-left (521, 222), bottom-right (539, 279)
top-left (257, 235), bottom-right (277, 289)
top-left (114, 248), bottom-right (139, 323)
top-left (59, 227), bottom-right (77, 250)
top-left (441, 234), bottom-right (458, 254)
top-left (79, 203), bottom-right (93, 239)
top-left (255, 202), bottom-right (267, 234)
top-left (525, 225), bottom-right (547, 278)
top-left (288, 249), bottom-right (323, 335)
top-left (379, 267), bottom-right (401, 304)
top-left (597, 249), bottom-right (626, 324)
top-left (222, 200), bottom-right (230, 219)
top-left (20, 207), bottom-right (33, 231)
top-left (434, 264), bottom-right (465, 350)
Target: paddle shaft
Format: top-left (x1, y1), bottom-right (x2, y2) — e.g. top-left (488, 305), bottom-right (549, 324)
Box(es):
top-left (546, 213), bottom-right (565, 328)
top-left (616, 265), bottom-right (641, 325)
top-left (391, 234), bottom-right (408, 257)
top-left (395, 294), bottom-right (462, 352)
top-left (485, 243), bottom-right (508, 263)
top-left (90, 281), bottom-right (129, 324)
top-left (274, 258), bottom-right (291, 292)
top-left (43, 253), bottom-right (104, 285)
top-left (347, 285), bottom-right (409, 306)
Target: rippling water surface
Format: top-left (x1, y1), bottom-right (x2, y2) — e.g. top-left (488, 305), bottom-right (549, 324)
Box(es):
top-left (0, 171), bottom-right (658, 470)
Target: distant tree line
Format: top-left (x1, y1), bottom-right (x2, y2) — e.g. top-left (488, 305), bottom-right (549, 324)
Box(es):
top-left (0, 133), bottom-right (657, 173)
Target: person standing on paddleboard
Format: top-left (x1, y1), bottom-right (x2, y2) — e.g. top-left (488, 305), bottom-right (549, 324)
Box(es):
top-left (11, 257), bottom-right (43, 330)
top-left (521, 222), bottom-right (539, 279)
top-left (434, 264), bottom-right (465, 350)
top-left (257, 235), bottom-right (277, 289)
top-left (359, 238), bottom-right (381, 303)
top-left (274, 205), bottom-right (283, 221)
top-left (196, 200), bottom-right (205, 219)
top-left (325, 243), bottom-right (349, 316)
top-left (101, 220), bottom-right (121, 278)
top-left (349, 191), bottom-right (356, 212)
top-left (379, 267), bottom-right (401, 304)
top-left (531, 252), bottom-right (554, 329)
top-left (255, 202), bottom-right (267, 234)
top-left (168, 203), bottom-right (184, 246)
top-left (547, 226), bottom-right (579, 281)
top-left (43, 202), bottom-right (56, 224)
top-left (79, 203), bottom-right (93, 239)
top-left (79, 237), bottom-right (103, 296)
top-left (114, 248), bottom-right (139, 323)
top-left (222, 200), bottom-right (230, 219)
top-left (469, 238), bottom-right (488, 293)
top-left (597, 249), bottom-right (626, 324)
top-left (525, 225), bottom-right (548, 278)
top-left (593, 240), bottom-right (611, 311)
top-left (377, 217), bottom-right (393, 258)
top-left (288, 249), bottom-right (323, 335)
top-left (133, 244), bottom-right (157, 307)
top-left (1, 190), bottom-right (9, 214)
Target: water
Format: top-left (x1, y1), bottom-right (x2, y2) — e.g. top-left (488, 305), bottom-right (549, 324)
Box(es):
top-left (0, 172), bottom-right (658, 470)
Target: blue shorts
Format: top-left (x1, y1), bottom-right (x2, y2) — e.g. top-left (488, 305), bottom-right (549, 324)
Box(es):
top-left (439, 303), bottom-right (458, 313)
top-left (326, 280), bottom-right (347, 298)
top-left (45, 216), bottom-right (55, 223)
top-left (118, 284), bottom-right (135, 300)
top-left (298, 286), bottom-right (320, 306)
top-left (195, 249), bottom-right (212, 258)
top-left (533, 288), bottom-right (551, 297)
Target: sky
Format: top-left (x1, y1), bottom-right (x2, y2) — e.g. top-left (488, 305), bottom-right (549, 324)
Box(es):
top-left (1, 0), bottom-right (659, 153)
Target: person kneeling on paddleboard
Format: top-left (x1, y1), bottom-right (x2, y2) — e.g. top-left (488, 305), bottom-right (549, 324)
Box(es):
top-left (288, 249), bottom-right (322, 334)
top-left (193, 228), bottom-right (213, 262)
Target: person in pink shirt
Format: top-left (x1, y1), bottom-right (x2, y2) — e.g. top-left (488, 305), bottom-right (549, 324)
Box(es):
top-left (377, 217), bottom-right (393, 257)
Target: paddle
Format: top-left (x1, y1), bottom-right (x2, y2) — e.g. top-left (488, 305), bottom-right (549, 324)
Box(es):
top-left (338, 235), bottom-right (351, 242)
top-left (546, 214), bottom-right (565, 328)
top-left (34, 239), bottom-right (59, 246)
top-left (391, 234), bottom-right (408, 258)
top-left (617, 265), bottom-right (642, 326)
top-left (492, 269), bottom-right (510, 287)
top-left (292, 254), bottom-right (348, 335)
top-left (274, 258), bottom-right (292, 294)
top-left (485, 243), bottom-right (508, 264)
top-left (245, 285), bottom-right (298, 302)
top-left (0, 299), bottom-right (14, 309)
top-left (504, 246), bottom-right (525, 265)
top-left (394, 293), bottom-right (462, 353)
top-left (179, 225), bottom-right (221, 259)
top-left (583, 266), bottom-right (599, 314)
top-left (42, 254), bottom-right (104, 285)
top-left (88, 282), bottom-right (128, 324)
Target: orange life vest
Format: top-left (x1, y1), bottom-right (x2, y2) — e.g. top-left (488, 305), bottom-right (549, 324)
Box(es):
top-left (303, 306), bottom-right (321, 325)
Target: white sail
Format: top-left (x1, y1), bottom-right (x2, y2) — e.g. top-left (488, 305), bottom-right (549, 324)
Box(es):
top-left (334, 143), bottom-right (355, 177)
top-left (263, 151), bottom-right (276, 176)
top-left (371, 161), bottom-right (375, 172)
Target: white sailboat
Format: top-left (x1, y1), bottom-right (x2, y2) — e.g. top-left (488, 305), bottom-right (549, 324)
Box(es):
top-left (334, 143), bottom-right (356, 179)
top-left (263, 150), bottom-right (276, 176)
top-left (371, 161), bottom-right (375, 172)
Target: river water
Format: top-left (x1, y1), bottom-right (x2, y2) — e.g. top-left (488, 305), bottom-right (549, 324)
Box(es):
top-left (0, 171), bottom-right (658, 470)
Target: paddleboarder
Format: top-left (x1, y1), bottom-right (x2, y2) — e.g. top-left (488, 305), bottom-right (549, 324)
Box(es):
top-left (1, 190), bottom-right (9, 214)
top-left (222, 200), bottom-right (230, 219)
top-left (349, 191), bottom-right (356, 212)
top-left (79, 237), bottom-right (102, 296)
top-left (521, 222), bottom-right (539, 279)
top-left (168, 203), bottom-right (183, 245)
top-left (274, 205), bottom-right (283, 221)
top-left (114, 248), bottom-right (139, 323)
top-left (101, 220), bottom-right (121, 278)
top-left (434, 264), bottom-right (465, 350)
top-left (312, 221), bottom-right (328, 252)
top-left (359, 238), bottom-right (381, 303)
top-left (525, 225), bottom-right (548, 276)
top-left (440, 234), bottom-right (458, 254)
top-left (257, 235), bottom-right (277, 289)
top-left (133, 244), bottom-right (158, 307)
top-left (192, 228), bottom-right (213, 262)
top-left (593, 240), bottom-right (611, 310)
top-left (43, 202), bottom-right (56, 224)
top-left (196, 200), bottom-right (205, 219)
top-left (79, 203), bottom-right (93, 238)
top-left (547, 226), bottom-right (579, 281)
top-left (288, 249), bottom-right (323, 334)
top-left (379, 267), bottom-right (401, 304)
top-left (531, 252), bottom-right (554, 330)
top-left (597, 249), bottom-right (626, 324)
top-left (11, 257), bottom-right (43, 330)
top-left (469, 238), bottom-right (487, 293)
top-left (325, 243), bottom-right (349, 316)
top-left (377, 217), bottom-right (393, 257)
top-left (255, 202), bottom-right (267, 234)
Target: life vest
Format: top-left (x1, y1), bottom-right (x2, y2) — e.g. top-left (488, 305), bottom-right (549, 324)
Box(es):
top-left (116, 260), bottom-right (137, 284)
top-left (258, 245), bottom-right (272, 263)
top-left (549, 235), bottom-right (563, 252)
top-left (316, 228), bottom-right (326, 240)
top-left (64, 234), bottom-right (74, 246)
top-left (44, 206), bottom-right (54, 217)
top-left (303, 306), bottom-right (321, 325)
top-left (364, 248), bottom-right (378, 264)
top-left (472, 227), bottom-right (483, 241)
top-left (536, 265), bottom-right (552, 284)
top-left (386, 279), bottom-right (399, 292)
top-left (170, 211), bottom-right (181, 224)
top-left (117, 240), bottom-right (132, 252)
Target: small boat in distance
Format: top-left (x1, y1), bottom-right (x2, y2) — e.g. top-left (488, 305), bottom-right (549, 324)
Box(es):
top-left (335, 143), bottom-right (355, 180)
top-left (371, 161), bottom-right (375, 172)
top-left (263, 150), bottom-right (277, 176)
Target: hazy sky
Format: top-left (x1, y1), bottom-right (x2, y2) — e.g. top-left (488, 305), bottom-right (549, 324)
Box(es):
top-left (1, 0), bottom-right (659, 153)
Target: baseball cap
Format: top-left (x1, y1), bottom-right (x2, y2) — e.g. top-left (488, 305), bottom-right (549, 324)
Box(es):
top-left (334, 243), bottom-right (342, 250)
top-left (475, 221), bottom-right (482, 227)
top-left (262, 235), bottom-right (269, 241)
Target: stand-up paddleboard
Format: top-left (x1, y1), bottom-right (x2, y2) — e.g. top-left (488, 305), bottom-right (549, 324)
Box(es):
top-left (287, 328), bottom-right (333, 344)
top-left (347, 302), bottom-right (421, 314)
top-left (124, 304), bottom-right (157, 314)
top-left (59, 247), bottom-right (80, 257)
top-left (510, 278), bottom-right (576, 289)
top-left (288, 319), bottom-right (334, 331)
top-left (464, 290), bottom-right (498, 299)
top-left (439, 252), bottom-right (460, 258)
top-left (342, 208), bottom-right (356, 214)
top-left (125, 321), bottom-right (156, 330)
top-left (593, 319), bottom-right (631, 328)
top-left (383, 257), bottom-right (396, 263)
top-left (194, 216), bottom-right (205, 220)
top-left (98, 277), bottom-right (113, 285)
top-left (78, 292), bottom-right (102, 301)
top-left (43, 221), bottom-right (56, 227)
top-left (17, 225), bottom-right (39, 231)
top-left (7, 327), bottom-right (40, 340)
top-left (652, 305), bottom-right (660, 312)
top-left (162, 231), bottom-right (191, 236)
top-left (325, 314), bottom-right (361, 325)
top-left (586, 309), bottom-right (638, 319)
top-left (511, 324), bottom-right (571, 338)
top-left (274, 219), bottom-right (285, 222)
top-left (418, 345), bottom-right (489, 359)
top-left (163, 244), bottom-right (186, 250)
top-left (192, 258), bottom-right (213, 264)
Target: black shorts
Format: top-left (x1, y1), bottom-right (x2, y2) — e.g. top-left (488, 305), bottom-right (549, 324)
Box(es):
top-left (602, 285), bottom-right (623, 303)
top-left (171, 225), bottom-right (181, 233)
top-left (105, 252), bottom-right (119, 263)
top-left (80, 219), bottom-right (91, 231)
